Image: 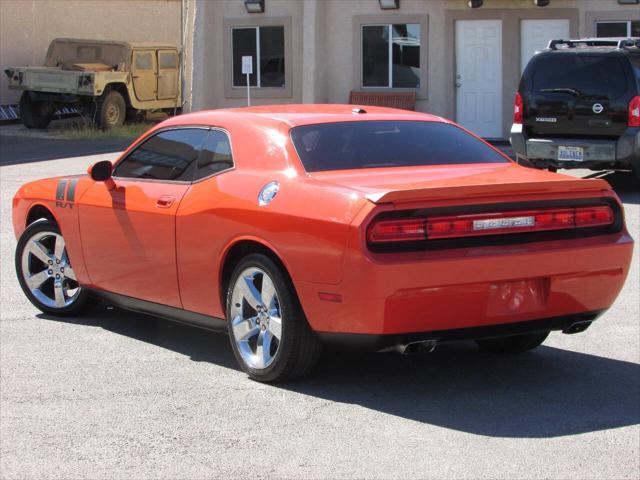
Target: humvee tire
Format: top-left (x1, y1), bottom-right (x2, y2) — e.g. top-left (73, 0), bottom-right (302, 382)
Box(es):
top-left (20, 92), bottom-right (53, 129)
top-left (97, 90), bottom-right (126, 129)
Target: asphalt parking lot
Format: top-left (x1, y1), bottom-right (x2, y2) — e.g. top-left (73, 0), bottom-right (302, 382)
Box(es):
top-left (0, 132), bottom-right (638, 479)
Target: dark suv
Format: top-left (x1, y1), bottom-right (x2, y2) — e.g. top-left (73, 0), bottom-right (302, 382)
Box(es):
top-left (510, 38), bottom-right (640, 180)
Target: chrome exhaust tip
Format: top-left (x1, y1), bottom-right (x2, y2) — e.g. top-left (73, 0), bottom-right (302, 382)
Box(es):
top-left (562, 321), bottom-right (592, 334)
top-left (396, 340), bottom-right (437, 355)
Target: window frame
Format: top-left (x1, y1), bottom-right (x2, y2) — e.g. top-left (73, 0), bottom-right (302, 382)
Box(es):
top-left (360, 23), bottom-right (421, 90)
top-left (112, 126), bottom-right (235, 184)
top-left (353, 14), bottom-right (428, 99)
top-left (224, 16), bottom-right (293, 100)
top-left (595, 20), bottom-right (638, 37)
top-left (231, 25), bottom-right (285, 89)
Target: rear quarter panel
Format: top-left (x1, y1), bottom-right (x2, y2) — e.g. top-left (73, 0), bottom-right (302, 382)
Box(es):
top-left (175, 120), bottom-right (369, 318)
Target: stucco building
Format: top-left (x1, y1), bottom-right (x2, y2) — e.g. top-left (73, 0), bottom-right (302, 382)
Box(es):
top-left (0, 0), bottom-right (181, 105)
top-left (183, 0), bottom-right (640, 139)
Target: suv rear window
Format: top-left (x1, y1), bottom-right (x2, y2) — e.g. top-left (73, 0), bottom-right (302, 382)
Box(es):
top-left (290, 121), bottom-right (508, 172)
top-left (530, 55), bottom-right (628, 99)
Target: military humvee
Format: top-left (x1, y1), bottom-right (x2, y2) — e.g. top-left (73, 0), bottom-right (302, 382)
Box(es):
top-left (4, 38), bottom-right (181, 129)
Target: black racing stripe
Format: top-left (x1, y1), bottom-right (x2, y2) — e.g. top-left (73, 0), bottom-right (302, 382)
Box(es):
top-left (55, 179), bottom-right (68, 201)
top-left (66, 179), bottom-right (78, 202)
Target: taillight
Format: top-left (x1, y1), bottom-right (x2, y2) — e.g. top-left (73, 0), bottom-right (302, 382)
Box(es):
top-left (574, 205), bottom-right (614, 228)
top-left (629, 96), bottom-right (640, 127)
top-left (367, 218), bottom-right (426, 243)
top-left (367, 205), bottom-right (615, 244)
top-left (513, 92), bottom-right (523, 124)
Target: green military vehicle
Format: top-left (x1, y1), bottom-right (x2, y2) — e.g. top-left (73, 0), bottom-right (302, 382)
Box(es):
top-left (4, 38), bottom-right (181, 129)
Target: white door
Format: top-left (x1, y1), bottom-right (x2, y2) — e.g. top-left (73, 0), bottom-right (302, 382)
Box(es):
top-left (521, 19), bottom-right (570, 73)
top-left (455, 20), bottom-right (503, 139)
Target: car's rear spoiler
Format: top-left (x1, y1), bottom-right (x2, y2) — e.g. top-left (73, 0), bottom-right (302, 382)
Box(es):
top-left (365, 178), bottom-right (612, 204)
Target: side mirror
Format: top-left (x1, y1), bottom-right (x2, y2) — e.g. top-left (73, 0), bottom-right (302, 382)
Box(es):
top-left (87, 160), bottom-right (115, 190)
top-left (88, 160), bottom-right (112, 181)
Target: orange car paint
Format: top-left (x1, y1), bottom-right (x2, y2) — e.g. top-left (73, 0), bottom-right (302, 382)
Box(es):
top-left (12, 105), bottom-right (634, 336)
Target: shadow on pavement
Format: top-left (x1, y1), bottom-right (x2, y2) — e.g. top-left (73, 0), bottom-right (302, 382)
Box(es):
top-left (40, 305), bottom-right (640, 439)
top-left (0, 135), bottom-right (129, 166)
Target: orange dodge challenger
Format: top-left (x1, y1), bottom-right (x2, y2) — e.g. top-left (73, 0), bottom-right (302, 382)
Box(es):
top-left (13, 105), bottom-right (634, 382)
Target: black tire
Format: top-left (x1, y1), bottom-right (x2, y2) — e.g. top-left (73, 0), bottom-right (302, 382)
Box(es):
top-left (96, 90), bottom-right (126, 129)
top-left (475, 331), bottom-right (549, 354)
top-left (15, 219), bottom-right (95, 317)
top-left (226, 253), bottom-right (321, 382)
top-left (19, 92), bottom-right (53, 129)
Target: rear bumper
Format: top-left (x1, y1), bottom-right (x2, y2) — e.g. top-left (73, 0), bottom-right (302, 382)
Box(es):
top-left (510, 124), bottom-right (640, 171)
top-left (299, 230), bottom-right (633, 336)
top-left (318, 310), bottom-right (604, 351)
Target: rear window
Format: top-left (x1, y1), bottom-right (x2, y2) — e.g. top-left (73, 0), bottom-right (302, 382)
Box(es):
top-left (530, 55), bottom-right (628, 99)
top-left (290, 121), bottom-right (508, 172)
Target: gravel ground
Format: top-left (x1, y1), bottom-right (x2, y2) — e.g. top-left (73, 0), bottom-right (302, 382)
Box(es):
top-left (0, 151), bottom-right (638, 480)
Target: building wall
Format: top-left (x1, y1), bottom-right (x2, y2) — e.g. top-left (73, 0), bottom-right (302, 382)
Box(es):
top-left (0, 0), bottom-right (182, 105)
top-left (186, 0), bottom-right (640, 138)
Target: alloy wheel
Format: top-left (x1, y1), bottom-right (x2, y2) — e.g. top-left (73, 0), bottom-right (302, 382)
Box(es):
top-left (21, 231), bottom-right (80, 309)
top-left (230, 267), bottom-right (283, 369)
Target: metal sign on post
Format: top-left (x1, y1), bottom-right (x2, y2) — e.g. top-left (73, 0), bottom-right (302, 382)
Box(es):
top-left (242, 56), bottom-right (253, 106)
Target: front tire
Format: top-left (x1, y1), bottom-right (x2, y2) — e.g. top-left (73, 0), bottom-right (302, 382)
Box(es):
top-left (15, 220), bottom-right (94, 316)
top-left (226, 254), bottom-right (321, 382)
top-left (475, 331), bottom-right (549, 354)
top-left (96, 90), bottom-right (126, 129)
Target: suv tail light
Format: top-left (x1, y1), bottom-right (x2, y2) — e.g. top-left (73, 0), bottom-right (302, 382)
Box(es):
top-left (629, 96), bottom-right (640, 127)
top-left (513, 92), bottom-right (523, 124)
top-left (367, 205), bottom-right (614, 244)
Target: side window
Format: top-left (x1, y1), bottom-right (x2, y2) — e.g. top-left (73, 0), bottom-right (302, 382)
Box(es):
top-left (194, 130), bottom-right (234, 181)
top-left (159, 51), bottom-right (178, 69)
top-left (135, 52), bottom-right (153, 70)
top-left (113, 129), bottom-right (206, 181)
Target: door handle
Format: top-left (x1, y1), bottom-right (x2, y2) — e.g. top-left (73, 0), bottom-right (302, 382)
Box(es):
top-left (156, 196), bottom-right (175, 208)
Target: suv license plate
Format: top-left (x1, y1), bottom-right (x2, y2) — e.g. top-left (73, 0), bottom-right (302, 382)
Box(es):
top-left (558, 146), bottom-right (584, 162)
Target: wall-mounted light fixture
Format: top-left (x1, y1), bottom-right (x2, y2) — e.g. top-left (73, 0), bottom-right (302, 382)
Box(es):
top-left (467, 0), bottom-right (483, 8)
top-left (244, 0), bottom-right (265, 14)
top-left (379, 0), bottom-right (400, 9)
top-left (617, 0), bottom-right (639, 4)
top-left (533, 0), bottom-right (550, 6)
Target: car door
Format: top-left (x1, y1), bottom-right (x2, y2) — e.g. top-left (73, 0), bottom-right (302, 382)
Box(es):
top-left (157, 49), bottom-right (179, 100)
top-left (78, 128), bottom-right (206, 307)
top-left (132, 49), bottom-right (157, 101)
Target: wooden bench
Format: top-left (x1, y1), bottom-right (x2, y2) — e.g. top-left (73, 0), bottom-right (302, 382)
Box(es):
top-left (348, 91), bottom-right (417, 111)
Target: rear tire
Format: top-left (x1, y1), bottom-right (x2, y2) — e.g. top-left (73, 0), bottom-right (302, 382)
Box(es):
top-left (226, 253), bottom-right (321, 382)
top-left (475, 331), bottom-right (549, 354)
top-left (20, 92), bottom-right (53, 129)
top-left (96, 90), bottom-right (126, 129)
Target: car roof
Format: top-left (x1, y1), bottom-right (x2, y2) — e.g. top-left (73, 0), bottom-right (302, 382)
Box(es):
top-left (540, 47), bottom-right (638, 56)
top-left (51, 38), bottom-right (178, 50)
top-left (162, 104), bottom-right (447, 129)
